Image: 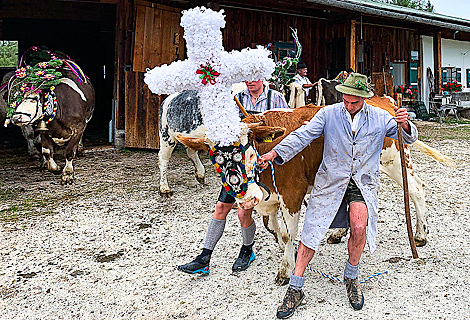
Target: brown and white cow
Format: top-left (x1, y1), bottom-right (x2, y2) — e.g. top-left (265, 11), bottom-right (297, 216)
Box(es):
top-left (8, 68), bottom-right (95, 184)
top-left (177, 96), bottom-right (453, 285)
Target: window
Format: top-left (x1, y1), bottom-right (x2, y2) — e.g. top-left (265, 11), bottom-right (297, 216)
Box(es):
top-left (271, 42), bottom-right (297, 76)
top-left (391, 62), bottom-right (406, 87)
top-left (0, 41), bottom-right (19, 68)
top-left (467, 69), bottom-right (470, 88)
top-left (442, 66), bottom-right (461, 84)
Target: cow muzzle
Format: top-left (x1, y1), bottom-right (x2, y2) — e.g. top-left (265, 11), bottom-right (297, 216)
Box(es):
top-left (237, 182), bottom-right (264, 209)
top-left (10, 113), bottom-right (33, 126)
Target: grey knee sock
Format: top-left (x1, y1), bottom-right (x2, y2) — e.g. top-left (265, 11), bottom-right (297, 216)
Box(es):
top-left (203, 218), bottom-right (226, 250)
top-left (241, 221), bottom-right (256, 246)
top-left (344, 260), bottom-right (359, 279)
top-left (289, 274), bottom-right (305, 291)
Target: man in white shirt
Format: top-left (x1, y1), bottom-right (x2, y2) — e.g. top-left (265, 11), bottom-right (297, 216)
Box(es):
top-left (293, 62), bottom-right (314, 101)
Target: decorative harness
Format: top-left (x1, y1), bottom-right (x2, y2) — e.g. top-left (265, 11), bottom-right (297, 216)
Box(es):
top-left (209, 141), bottom-right (270, 200)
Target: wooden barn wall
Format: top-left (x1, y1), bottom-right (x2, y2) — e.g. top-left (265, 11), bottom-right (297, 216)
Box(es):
top-left (357, 24), bottom-right (419, 73)
top-left (222, 8), bottom-right (330, 82)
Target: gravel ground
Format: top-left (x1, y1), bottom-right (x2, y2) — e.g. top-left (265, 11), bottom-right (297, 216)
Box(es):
top-left (1, 120), bottom-right (469, 320)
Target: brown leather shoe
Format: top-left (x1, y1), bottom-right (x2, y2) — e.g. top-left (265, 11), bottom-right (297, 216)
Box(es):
top-left (344, 277), bottom-right (364, 310)
top-left (276, 286), bottom-right (304, 319)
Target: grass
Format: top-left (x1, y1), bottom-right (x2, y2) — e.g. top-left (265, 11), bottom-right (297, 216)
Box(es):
top-left (0, 188), bottom-right (21, 201)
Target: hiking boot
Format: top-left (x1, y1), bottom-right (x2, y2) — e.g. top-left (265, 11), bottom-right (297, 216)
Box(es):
top-left (177, 251), bottom-right (211, 274)
top-left (232, 244), bottom-right (255, 272)
top-left (344, 276), bottom-right (364, 310)
top-left (276, 286), bottom-right (305, 319)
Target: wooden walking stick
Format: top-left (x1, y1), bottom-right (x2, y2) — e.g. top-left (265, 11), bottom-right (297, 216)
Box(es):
top-left (396, 94), bottom-right (419, 259)
top-left (234, 96), bottom-right (250, 118)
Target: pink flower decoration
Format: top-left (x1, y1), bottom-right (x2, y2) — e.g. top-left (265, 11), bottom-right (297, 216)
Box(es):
top-left (44, 74), bottom-right (55, 81)
top-left (38, 62), bottom-right (49, 69)
top-left (35, 70), bottom-right (45, 76)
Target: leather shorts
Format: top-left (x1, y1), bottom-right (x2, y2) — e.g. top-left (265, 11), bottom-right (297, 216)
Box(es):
top-left (344, 179), bottom-right (366, 205)
top-left (217, 186), bottom-right (235, 204)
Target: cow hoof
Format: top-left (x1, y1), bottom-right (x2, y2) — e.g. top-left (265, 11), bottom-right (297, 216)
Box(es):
top-left (414, 238), bottom-right (427, 247)
top-left (160, 191), bottom-right (173, 198)
top-left (327, 235), bottom-right (342, 244)
top-left (275, 274), bottom-right (290, 286)
top-left (196, 176), bottom-right (205, 184)
top-left (61, 174), bottom-right (75, 185)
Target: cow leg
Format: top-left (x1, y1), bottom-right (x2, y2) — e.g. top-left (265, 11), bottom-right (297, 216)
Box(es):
top-left (186, 147), bottom-right (205, 184)
top-left (21, 125), bottom-right (40, 160)
top-left (255, 195), bottom-right (285, 251)
top-left (275, 202), bottom-right (300, 286)
top-left (158, 139), bottom-right (176, 197)
top-left (40, 134), bottom-right (61, 174)
top-left (380, 144), bottom-right (428, 246)
top-left (61, 133), bottom-right (83, 184)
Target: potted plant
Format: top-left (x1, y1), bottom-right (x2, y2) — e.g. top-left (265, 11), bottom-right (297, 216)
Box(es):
top-left (394, 84), bottom-right (418, 100)
top-left (442, 80), bottom-right (462, 94)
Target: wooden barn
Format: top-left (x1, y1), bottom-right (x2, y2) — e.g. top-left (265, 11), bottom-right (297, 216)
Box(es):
top-left (1, 0), bottom-right (470, 150)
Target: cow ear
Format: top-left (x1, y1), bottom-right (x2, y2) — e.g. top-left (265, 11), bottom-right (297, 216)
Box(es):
top-left (175, 134), bottom-right (209, 152)
top-left (250, 126), bottom-right (286, 143)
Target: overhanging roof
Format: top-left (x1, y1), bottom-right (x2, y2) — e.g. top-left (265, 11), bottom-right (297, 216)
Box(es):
top-left (307, 0), bottom-right (470, 32)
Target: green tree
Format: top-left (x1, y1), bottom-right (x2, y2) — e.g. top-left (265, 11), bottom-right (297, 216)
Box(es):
top-left (374, 0), bottom-right (435, 12)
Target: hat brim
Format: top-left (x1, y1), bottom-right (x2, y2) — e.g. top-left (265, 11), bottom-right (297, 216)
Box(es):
top-left (335, 84), bottom-right (374, 98)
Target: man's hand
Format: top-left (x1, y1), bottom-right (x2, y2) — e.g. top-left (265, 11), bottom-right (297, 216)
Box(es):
top-left (258, 150), bottom-right (278, 169)
top-left (394, 106), bottom-right (411, 133)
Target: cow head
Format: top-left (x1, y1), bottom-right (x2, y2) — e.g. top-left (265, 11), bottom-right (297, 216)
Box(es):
top-left (9, 92), bottom-right (44, 126)
top-left (176, 122), bottom-right (286, 209)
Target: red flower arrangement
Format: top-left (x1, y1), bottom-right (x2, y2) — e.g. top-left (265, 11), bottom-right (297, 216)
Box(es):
top-left (442, 81), bottom-right (462, 92)
top-left (394, 84), bottom-right (417, 100)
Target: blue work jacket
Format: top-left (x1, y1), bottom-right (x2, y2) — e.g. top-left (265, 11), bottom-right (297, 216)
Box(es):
top-left (273, 102), bottom-right (418, 252)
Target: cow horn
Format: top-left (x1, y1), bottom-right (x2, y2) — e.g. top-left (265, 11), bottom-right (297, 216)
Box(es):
top-left (246, 122), bottom-right (262, 128)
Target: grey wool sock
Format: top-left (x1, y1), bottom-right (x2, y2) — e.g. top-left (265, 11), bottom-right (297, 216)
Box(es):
top-left (344, 260), bottom-right (359, 279)
top-left (289, 274), bottom-right (305, 291)
top-left (203, 218), bottom-right (226, 251)
top-left (241, 221), bottom-right (256, 246)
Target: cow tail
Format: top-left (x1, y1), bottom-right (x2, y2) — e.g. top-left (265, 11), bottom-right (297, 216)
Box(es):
top-left (413, 140), bottom-right (456, 167)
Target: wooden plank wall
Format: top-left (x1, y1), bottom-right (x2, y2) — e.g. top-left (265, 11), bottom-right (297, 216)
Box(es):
top-left (133, 3), bottom-right (185, 72)
top-left (222, 8), bottom-right (329, 82)
top-left (125, 71), bottom-right (161, 148)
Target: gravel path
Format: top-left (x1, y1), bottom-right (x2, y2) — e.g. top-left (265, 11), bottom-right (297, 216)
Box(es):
top-left (1, 121), bottom-right (469, 319)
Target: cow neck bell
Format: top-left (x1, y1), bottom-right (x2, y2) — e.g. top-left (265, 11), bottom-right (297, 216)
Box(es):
top-left (36, 120), bottom-right (49, 132)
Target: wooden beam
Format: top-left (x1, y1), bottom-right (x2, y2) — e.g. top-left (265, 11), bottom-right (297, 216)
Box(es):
top-left (433, 31), bottom-right (442, 94)
top-left (350, 19), bottom-right (356, 71)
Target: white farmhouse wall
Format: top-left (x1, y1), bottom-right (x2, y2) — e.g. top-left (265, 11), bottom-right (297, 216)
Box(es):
top-left (421, 36), bottom-right (470, 111)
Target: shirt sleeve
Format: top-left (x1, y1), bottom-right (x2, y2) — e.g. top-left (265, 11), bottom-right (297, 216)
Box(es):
top-left (385, 115), bottom-right (418, 145)
top-left (272, 91), bottom-right (289, 109)
top-left (273, 107), bottom-right (326, 164)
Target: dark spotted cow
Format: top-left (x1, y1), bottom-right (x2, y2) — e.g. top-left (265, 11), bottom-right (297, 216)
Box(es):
top-left (158, 90), bottom-right (205, 197)
top-left (312, 78), bottom-right (342, 106)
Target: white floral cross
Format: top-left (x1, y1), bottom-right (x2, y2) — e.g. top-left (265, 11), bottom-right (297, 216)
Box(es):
top-left (144, 7), bottom-right (275, 146)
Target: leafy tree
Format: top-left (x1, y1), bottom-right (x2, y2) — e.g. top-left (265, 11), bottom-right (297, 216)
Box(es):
top-left (373, 0), bottom-right (435, 12)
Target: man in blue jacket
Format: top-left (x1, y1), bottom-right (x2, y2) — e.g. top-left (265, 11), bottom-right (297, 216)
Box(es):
top-left (258, 73), bottom-right (418, 318)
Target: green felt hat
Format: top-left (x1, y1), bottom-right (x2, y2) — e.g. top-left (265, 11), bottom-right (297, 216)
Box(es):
top-left (335, 72), bottom-right (374, 98)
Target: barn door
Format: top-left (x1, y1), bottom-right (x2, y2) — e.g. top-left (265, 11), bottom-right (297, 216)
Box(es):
top-left (125, 3), bottom-right (185, 149)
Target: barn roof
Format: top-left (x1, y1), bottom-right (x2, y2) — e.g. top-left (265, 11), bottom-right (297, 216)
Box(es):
top-left (307, 0), bottom-right (470, 32)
